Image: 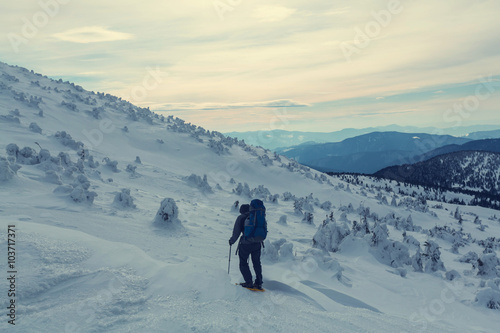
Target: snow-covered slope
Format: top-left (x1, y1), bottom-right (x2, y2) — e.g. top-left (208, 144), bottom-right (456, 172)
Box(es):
top-left (1, 61), bottom-right (500, 332)
top-left (375, 151), bottom-right (500, 198)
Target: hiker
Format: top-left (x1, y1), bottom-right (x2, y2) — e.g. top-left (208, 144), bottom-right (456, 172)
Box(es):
top-left (229, 200), bottom-right (267, 290)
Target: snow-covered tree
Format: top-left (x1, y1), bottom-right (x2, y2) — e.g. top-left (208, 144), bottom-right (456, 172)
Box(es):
top-left (154, 198), bottom-right (180, 225)
top-left (302, 212), bottom-right (314, 225)
top-left (113, 188), bottom-right (137, 209)
top-left (320, 201), bottom-right (332, 211)
top-left (102, 157), bottom-right (119, 172)
top-left (411, 247), bottom-right (424, 272)
top-left (371, 222), bottom-right (389, 247)
top-left (312, 215), bottom-right (350, 252)
top-left (184, 174), bottom-right (213, 193)
top-left (29, 122), bottom-right (42, 134)
top-left (477, 253), bottom-right (500, 278)
top-left (423, 241), bottom-right (445, 273)
top-left (293, 199), bottom-right (304, 215)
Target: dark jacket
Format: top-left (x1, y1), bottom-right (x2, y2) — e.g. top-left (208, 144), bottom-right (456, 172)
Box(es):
top-left (229, 204), bottom-right (252, 245)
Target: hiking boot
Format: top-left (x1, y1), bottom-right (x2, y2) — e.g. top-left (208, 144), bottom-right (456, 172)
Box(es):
top-left (240, 282), bottom-right (254, 288)
top-left (253, 284), bottom-right (263, 290)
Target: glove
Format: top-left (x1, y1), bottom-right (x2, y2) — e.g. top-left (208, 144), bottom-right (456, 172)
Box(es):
top-left (229, 239), bottom-right (234, 246)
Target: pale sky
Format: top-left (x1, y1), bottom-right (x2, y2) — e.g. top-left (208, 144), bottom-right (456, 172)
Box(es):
top-left (1, 0), bottom-right (500, 132)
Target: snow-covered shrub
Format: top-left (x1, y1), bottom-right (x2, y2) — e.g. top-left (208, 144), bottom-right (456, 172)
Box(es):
top-left (302, 212), bottom-right (314, 225)
top-left (403, 233), bottom-right (420, 247)
top-left (0, 157), bottom-right (18, 181)
top-left (477, 253), bottom-right (500, 278)
top-left (262, 238), bottom-right (287, 262)
top-left (153, 198), bottom-right (180, 225)
top-left (388, 242), bottom-right (411, 268)
top-left (208, 139), bottom-right (229, 155)
top-left (231, 200), bottom-right (240, 213)
top-left (398, 215), bottom-right (419, 232)
top-left (55, 131), bottom-right (84, 150)
top-left (37, 149), bottom-right (51, 163)
top-left (411, 247), bottom-right (424, 272)
top-left (320, 201), bottom-right (332, 211)
top-left (0, 114), bottom-right (20, 123)
top-left (352, 218), bottom-right (370, 236)
top-left (268, 194), bottom-right (279, 204)
top-left (29, 122), bottom-right (42, 134)
top-left (252, 185), bottom-right (271, 199)
top-left (61, 100), bottom-right (78, 111)
top-left (459, 251), bottom-right (479, 267)
top-left (259, 154), bottom-right (273, 167)
top-left (475, 287), bottom-right (500, 310)
top-left (58, 152), bottom-right (72, 167)
top-left (17, 147), bottom-right (39, 165)
top-left (371, 222), bottom-right (389, 246)
top-left (88, 106), bottom-right (103, 119)
top-left (302, 248), bottom-right (345, 282)
top-left (282, 192), bottom-right (295, 201)
top-left (262, 238), bottom-right (294, 262)
top-left (66, 175), bottom-right (97, 204)
top-left (313, 215), bottom-right (350, 252)
top-left (278, 215), bottom-right (287, 225)
top-left (87, 155), bottom-right (99, 168)
top-left (423, 240), bottom-right (445, 273)
top-left (6, 143), bottom-right (19, 159)
top-left (293, 199), bottom-right (303, 215)
top-left (102, 157), bottom-right (119, 172)
top-left (233, 182), bottom-right (251, 197)
top-left (113, 188), bottom-right (137, 209)
top-left (184, 174), bottom-right (213, 193)
top-left (445, 270), bottom-right (461, 281)
top-left (126, 164), bottom-right (137, 175)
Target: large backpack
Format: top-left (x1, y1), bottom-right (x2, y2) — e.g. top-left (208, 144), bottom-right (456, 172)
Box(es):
top-left (244, 199), bottom-right (267, 242)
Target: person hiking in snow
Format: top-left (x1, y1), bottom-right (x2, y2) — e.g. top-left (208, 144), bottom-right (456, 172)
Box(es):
top-left (229, 200), bottom-right (267, 290)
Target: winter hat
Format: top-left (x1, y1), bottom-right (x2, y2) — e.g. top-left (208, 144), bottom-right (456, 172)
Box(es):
top-left (239, 204), bottom-right (250, 214)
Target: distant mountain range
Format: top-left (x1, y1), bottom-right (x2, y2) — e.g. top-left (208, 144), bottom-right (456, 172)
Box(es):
top-left (225, 125), bottom-right (500, 150)
top-left (374, 151), bottom-right (500, 196)
top-left (276, 132), bottom-right (472, 174)
top-left (412, 138), bottom-right (500, 162)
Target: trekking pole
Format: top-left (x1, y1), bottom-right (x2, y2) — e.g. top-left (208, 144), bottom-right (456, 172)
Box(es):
top-left (228, 244), bottom-right (232, 274)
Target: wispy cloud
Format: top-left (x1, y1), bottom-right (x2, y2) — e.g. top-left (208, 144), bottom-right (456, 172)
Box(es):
top-left (1, 0), bottom-right (499, 132)
top-left (253, 5), bottom-right (296, 22)
top-left (52, 26), bottom-right (134, 43)
top-left (150, 99), bottom-right (310, 111)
